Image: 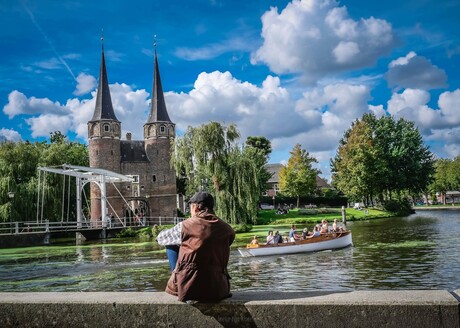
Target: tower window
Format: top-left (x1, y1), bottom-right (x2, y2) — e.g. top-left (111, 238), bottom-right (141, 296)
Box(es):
top-left (104, 124), bottom-right (110, 132)
top-left (111, 150), bottom-right (114, 155)
top-left (160, 125), bottom-right (165, 133)
top-left (152, 175), bottom-right (156, 182)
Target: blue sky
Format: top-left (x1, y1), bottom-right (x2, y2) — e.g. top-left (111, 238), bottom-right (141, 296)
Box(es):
top-left (1, 0), bottom-right (460, 180)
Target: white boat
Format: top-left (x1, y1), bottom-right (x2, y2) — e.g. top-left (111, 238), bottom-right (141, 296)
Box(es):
top-left (238, 231), bottom-right (352, 257)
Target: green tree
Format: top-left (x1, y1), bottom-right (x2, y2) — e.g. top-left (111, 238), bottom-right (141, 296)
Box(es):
top-left (245, 136), bottom-right (272, 158)
top-left (171, 122), bottom-right (266, 224)
top-left (0, 132), bottom-right (89, 223)
top-left (331, 118), bottom-right (382, 205)
top-left (430, 159), bottom-right (451, 204)
top-left (430, 156), bottom-right (460, 204)
top-left (332, 113), bottom-right (435, 207)
top-left (279, 144), bottom-right (320, 208)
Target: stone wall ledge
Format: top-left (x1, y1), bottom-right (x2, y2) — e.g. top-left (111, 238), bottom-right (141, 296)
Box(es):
top-left (1, 290), bottom-right (459, 328)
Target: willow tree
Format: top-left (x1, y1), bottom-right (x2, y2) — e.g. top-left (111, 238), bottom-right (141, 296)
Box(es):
top-left (171, 122), bottom-right (267, 224)
top-left (279, 144), bottom-right (320, 208)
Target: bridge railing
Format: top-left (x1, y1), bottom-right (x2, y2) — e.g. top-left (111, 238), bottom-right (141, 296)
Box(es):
top-left (0, 217), bottom-right (186, 235)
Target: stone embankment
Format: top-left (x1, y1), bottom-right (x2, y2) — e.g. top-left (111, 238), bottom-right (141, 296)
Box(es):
top-left (1, 290), bottom-right (459, 327)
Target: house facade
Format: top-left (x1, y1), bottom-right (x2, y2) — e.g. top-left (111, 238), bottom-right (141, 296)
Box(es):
top-left (263, 163), bottom-right (331, 197)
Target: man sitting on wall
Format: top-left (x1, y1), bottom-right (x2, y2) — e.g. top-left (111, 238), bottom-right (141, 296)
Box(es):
top-left (156, 192), bottom-right (235, 303)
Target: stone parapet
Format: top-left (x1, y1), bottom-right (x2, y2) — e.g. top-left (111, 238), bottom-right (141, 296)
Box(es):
top-left (0, 290), bottom-right (459, 327)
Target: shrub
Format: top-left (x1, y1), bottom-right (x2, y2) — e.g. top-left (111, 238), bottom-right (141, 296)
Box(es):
top-left (382, 198), bottom-right (414, 216)
top-left (116, 227), bottom-right (138, 238)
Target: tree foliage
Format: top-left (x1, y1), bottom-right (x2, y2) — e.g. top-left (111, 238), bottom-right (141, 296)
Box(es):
top-left (278, 144), bottom-right (320, 208)
top-left (171, 122), bottom-right (270, 224)
top-left (430, 156), bottom-right (460, 204)
top-left (331, 113), bottom-right (435, 206)
top-left (0, 132), bottom-right (89, 223)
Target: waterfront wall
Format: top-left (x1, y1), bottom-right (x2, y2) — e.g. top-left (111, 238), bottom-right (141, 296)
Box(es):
top-left (1, 290), bottom-right (459, 328)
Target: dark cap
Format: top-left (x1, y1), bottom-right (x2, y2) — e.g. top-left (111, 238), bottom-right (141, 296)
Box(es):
top-left (188, 191), bottom-right (214, 209)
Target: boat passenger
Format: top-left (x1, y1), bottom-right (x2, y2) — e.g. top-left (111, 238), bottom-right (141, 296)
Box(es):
top-left (289, 225), bottom-right (300, 242)
top-left (320, 220), bottom-right (329, 233)
top-left (250, 235), bottom-right (259, 245)
top-left (332, 219), bottom-right (339, 232)
top-left (307, 226), bottom-right (321, 238)
top-left (266, 231), bottom-right (275, 244)
top-left (274, 231), bottom-right (283, 243)
top-left (302, 227), bottom-right (309, 239)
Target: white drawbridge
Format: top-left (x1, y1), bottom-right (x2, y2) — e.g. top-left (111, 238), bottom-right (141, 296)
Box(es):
top-left (37, 164), bottom-right (135, 228)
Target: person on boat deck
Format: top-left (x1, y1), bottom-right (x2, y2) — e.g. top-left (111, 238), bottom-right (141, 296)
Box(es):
top-left (302, 227), bottom-right (309, 239)
top-left (332, 219), bottom-right (346, 232)
top-left (156, 191), bottom-right (235, 303)
top-left (307, 226), bottom-right (321, 238)
top-left (274, 231), bottom-right (283, 243)
top-left (250, 235), bottom-right (259, 245)
top-left (266, 231), bottom-right (275, 244)
top-left (289, 225), bottom-right (301, 242)
top-left (320, 220), bottom-right (329, 233)
top-left (332, 219), bottom-right (339, 232)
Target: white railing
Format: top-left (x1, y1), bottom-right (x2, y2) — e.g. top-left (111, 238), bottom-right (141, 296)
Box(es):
top-left (0, 217), bottom-right (185, 235)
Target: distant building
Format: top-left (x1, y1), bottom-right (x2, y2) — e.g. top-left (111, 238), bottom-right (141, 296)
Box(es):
top-left (436, 191), bottom-right (460, 205)
top-left (263, 163), bottom-right (331, 197)
top-left (87, 41), bottom-right (177, 221)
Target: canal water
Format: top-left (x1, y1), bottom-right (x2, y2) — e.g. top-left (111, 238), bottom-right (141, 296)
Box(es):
top-left (0, 210), bottom-right (459, 292)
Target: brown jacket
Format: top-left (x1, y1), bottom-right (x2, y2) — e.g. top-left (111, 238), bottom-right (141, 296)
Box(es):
top-left (165, 212), bottom-right (235, 302)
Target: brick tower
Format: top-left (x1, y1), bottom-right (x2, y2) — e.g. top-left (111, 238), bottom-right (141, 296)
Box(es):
top-left (87, 39), bottom-right (121, 221)
top-left (143, 45), bottom-right (177, 217)
top-left (87, 38), bottom-right (177, 223)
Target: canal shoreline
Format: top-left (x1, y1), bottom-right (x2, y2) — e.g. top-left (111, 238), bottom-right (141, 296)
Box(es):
top-left (1, 290), bottom-right (459, 327)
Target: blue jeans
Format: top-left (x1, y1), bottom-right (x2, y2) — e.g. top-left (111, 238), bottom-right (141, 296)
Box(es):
top-left (165, 245), bottom-right (179, 271)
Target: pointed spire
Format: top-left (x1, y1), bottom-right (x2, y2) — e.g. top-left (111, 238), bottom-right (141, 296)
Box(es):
top-left (146, 36), bottom-right (172, 123)
top-left (90, 32), bottom-right (119, 122)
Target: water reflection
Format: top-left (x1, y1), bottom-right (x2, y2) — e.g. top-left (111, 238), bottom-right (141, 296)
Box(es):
top-left (0, 210), bottom-right (459, 292)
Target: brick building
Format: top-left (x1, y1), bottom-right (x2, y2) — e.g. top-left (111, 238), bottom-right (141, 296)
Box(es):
top-left (87, 42), bottom-right (177, 222)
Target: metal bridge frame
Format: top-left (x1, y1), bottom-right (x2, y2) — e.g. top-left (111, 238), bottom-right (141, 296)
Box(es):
top-left (38, 164), bottom-right (135, 228)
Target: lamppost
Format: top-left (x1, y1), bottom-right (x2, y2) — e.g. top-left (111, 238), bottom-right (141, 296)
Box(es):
top-left (8, 191), bottom-right (15, 232)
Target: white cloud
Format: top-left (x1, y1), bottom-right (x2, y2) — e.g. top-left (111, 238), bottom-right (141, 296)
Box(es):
top-left (105, 50), bottom-right (125, 62)
top-left (175, 38), bottom-right (253, 61)
top-left (385, 52), bottom-right (447, 90)
top-left (333, 41), bottom-right (360, 63)
top-left (382, 88), bottom-right (460, 158)
top-left (386, 88), bottom-right (460, 130)
top-left (0, 128), bottom-right (22, 142)
top-left (438, 89), bottom-right (460, 125)
top-left (3, 90), bottom-right (66, 118)
top-left (73, 72), bottom-right (97, 96)
top-left (2, 84), bottom-right (150, 141)
top-left (34, 57), bottom-right (61, 70)
top-left (251, 0), bottom-right (395, 82)
top-left (166, 71), bottom-right (306, 140)
top-left (26, 114), bottom-right (72, 138)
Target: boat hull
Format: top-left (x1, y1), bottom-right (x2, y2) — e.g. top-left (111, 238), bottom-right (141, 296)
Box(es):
top-left (238, 232), bottom-right (352, 257)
